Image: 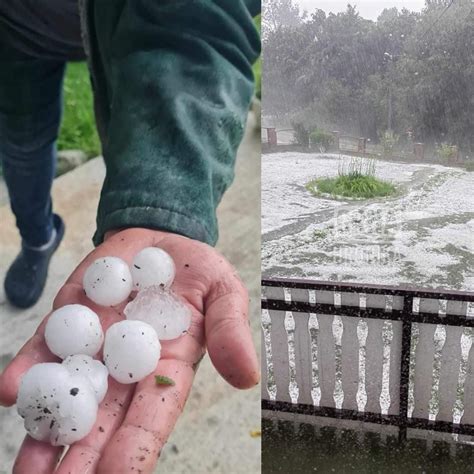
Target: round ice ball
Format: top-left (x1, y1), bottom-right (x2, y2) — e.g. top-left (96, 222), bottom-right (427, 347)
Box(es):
top-left (45, 304), bottom-right (103, 359)
top-left (83, 256), bottom-right (133, 306)
top-left (131, 247), bottom-right (175, 291)
top-left (124, 286), bottom-right (192, 341)
top-left (103, 320), bottom-right (161, 384)
top-left (63, 355), bottom-right (109, 403)
top-left (17, 363), bottom-right (98, 446)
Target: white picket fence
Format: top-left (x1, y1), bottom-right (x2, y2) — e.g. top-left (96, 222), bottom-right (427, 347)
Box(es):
top-left (262, 280), bottom-right (474, 441)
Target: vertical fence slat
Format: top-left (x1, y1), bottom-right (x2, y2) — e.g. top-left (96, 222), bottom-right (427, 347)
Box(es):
top-left (318, 313), bottom-right (336, 408)
top-left (261, 321), bottom-right (270, 401)
top-left (291, 289), bottom-right (313, 405)
top-left (388, 321), bottom-right (403, 416)
top-left (461, 336), bottom-right (474, 425)
top-left (365, 319), bottom-right (384, 414)
top-left (294, 312), bottom-right (313, 405)
top-left (270, 309), bottom-right (292, 404)
top-left (412, 323), bottom-right (437, 419)
top-left (340, 292), bottom-right (361, 411)
top-left (437, 326), bottom-right (464, 422)
top-left (341, 315), bottom-right (360, 411)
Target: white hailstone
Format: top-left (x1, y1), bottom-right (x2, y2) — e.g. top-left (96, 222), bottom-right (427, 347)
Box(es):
top-left (83, 256), bottom-right (133, 306)
top-left (124, 286), bottom-right (191, 341)
top-left (62, 355), bottom-right (109, 403)
top-left (17, 363), bottom-right (98, 446)
top-left (131, 247), bottom-right (175, 291)
top-left (103, 320), bottom-right (161, 384)
top-left (45, 305), bottom-right (103, 359)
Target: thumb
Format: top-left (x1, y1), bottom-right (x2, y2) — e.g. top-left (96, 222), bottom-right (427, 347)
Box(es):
top-left (205, 278), bottom-right (259, 389)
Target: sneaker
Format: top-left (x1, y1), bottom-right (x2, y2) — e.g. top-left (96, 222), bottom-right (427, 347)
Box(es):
top-left (4, 214), bottom-right (65, 309)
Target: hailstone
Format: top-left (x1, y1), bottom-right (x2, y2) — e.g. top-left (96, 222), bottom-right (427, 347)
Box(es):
top-left (103, 320), bottom-right (161, 384)
top-left (62, 355), bottom-right (109, 403)
top-left (131, 247), bottom-right (175, 291)
top-left (124, 286), bottom-right (191, 340)
top-left (83, 257), bottom-right (133, 306)
top-left (17, 363), bottom-right (98, 446)
top-left (45, 305), bottom-right (103, 359)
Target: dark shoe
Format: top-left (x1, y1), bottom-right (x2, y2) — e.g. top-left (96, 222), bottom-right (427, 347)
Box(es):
top-left (4, 214), bottom-right (65, 309)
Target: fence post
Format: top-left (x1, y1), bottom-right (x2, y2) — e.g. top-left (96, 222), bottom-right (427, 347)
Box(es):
top-left (398, 294), bottom-right (413, 444)
top-left (414, 143), bottom-right (424, 160)
top-left (267, 128), bottom-right (278, 148)
top-left (332, 131), bottom-right (340, 152)
top-left (358, 137), bottom-right (367, 154)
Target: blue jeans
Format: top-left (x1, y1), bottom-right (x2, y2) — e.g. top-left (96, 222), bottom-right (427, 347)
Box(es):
top-left (0, 58), bottom-right (65, 247)
top-left (0, 1), bottom-right (83, 247)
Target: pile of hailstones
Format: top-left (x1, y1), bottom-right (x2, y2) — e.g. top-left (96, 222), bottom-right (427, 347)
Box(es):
top-left (17, 247), bottom-right (191, 446)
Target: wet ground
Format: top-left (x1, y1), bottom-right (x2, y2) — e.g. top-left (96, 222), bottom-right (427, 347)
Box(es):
top-left (262, 417), bottom-right (474, 474)
top-left (0, 122), bottom-right (261, 473)
top-left (262, 153), bottom-right (474, 291)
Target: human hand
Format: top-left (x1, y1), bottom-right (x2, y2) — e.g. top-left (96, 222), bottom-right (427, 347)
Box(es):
top-left (0, 228), bottom-right (259, 473)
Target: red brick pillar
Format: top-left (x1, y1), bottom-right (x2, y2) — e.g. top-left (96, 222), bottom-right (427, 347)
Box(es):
top-left (358, 137), bottom-right (366, 154)
top-left (414, 143), bottom-right (424, 160)
top-left (267, 128), bottom-right (277, 148)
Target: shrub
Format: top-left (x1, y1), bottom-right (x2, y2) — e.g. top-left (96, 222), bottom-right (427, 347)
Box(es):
top-left (306, 175), bottom-right (396, 199)
top-left (380, 130), bottom-right (399, 157)
top-left (292, 121), bottom-right (310, 147)
top-left (437, 143), bottom-right (458, 161)
top-left (306, 156), bottom-right (396, 199)
top-left (310, 129), bottom-right (335, 152)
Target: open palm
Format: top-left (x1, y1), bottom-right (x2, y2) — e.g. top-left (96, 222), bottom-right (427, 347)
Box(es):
top-left (0, 228), bottom-right (259, 473)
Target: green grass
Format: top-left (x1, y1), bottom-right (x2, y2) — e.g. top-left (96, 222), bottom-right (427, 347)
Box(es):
top-left (306, 174), bottom-right (396, 199)
top-left (57, 62), bottom-right (100, 157)
top-left (313, 229), bottom-right (327, 239)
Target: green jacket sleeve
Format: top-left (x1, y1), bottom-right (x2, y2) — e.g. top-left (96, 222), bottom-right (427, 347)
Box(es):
top-left (83, 0), bottom-right (261, 246)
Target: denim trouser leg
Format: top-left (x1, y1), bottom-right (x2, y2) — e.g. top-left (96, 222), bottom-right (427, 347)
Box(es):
top-left (0, 59), bottom-right (65, 247)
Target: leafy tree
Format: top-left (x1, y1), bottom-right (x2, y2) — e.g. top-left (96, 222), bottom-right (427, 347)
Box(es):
top-left (263, 1), bottom-right (474, 152)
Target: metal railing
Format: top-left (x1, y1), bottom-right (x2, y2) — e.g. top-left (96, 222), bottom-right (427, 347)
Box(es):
top-left (262, 278), bottom-right (474, 442)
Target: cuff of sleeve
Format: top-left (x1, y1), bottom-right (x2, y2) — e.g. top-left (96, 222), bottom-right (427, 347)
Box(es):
top-left (93, 202), bottom-right (217, 247)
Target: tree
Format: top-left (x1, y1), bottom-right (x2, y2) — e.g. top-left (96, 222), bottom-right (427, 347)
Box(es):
top-left (262, 0), bottom-right (306, 34)
top-left (262, 1), bottom-right (474, 152)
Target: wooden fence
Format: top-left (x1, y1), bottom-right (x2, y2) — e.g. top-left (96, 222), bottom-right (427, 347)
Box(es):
top-left (262, 278), bottom-right (474, 443)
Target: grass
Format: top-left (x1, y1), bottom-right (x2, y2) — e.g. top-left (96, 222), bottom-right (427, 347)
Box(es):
top-left (57, 62), bottom-right (100, 157)
top-left (313, 229), bottom-right (327, 239)
top-left (307, 174), bottom-right (396, 199)
top-left (306, 156), bottom-right (396, 199)
top-left (253, 15), bottom-right (261, 99)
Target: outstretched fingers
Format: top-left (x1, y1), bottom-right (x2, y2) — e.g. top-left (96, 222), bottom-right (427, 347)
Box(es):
top-left (97, 359), bottom-right (195, 473)
top-left (12, 436), bottom-right (63, 474)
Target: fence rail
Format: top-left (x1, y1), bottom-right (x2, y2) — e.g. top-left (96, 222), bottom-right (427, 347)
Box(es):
top-left (262, 278), bottom-right (474, 443)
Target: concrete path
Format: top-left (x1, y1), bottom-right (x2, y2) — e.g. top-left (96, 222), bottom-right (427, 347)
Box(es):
top-left (0, 123), bottom-right (261, 473)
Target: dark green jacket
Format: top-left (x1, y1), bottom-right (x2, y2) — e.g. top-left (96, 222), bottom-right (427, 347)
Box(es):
top-left (83, 0), bottom-right (260, 246)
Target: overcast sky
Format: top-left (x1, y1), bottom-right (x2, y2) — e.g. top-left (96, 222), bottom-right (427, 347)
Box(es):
top-left (295, 0), bottom-right (426, 20)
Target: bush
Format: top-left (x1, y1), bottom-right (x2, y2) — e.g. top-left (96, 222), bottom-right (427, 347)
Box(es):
top-left (380, 130), bottom-right (399, 157)
top-left (464, 161), bottom-right (474, 172)
top-left (292, 121), bottom-right (310, 147)
top-left (437, 143), bottom-right (458, 161)
top-left (306, 174), bottom-right (396, 199)
top-left (310, 129), bottom-right (335, 152)
top-left (307, 157), bottom-right (395, 199)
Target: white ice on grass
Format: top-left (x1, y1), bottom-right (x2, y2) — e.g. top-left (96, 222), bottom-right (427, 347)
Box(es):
top-left (124, 286), bottom-right (192, 341)
top-left (103, 320), bottom-right (161, 384)
top-left (45, 305), bottom-right (103, 359)
top-left (62, 355), bottom-right (109, 403)
top-left (83, 257), bottom-right (133, 307)
top-left (131, 247), bottom-right (175, 291)
top-left (17, 363), bottom-right (98, 446)
top-left (262, 152), bottom-right (474, 290)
